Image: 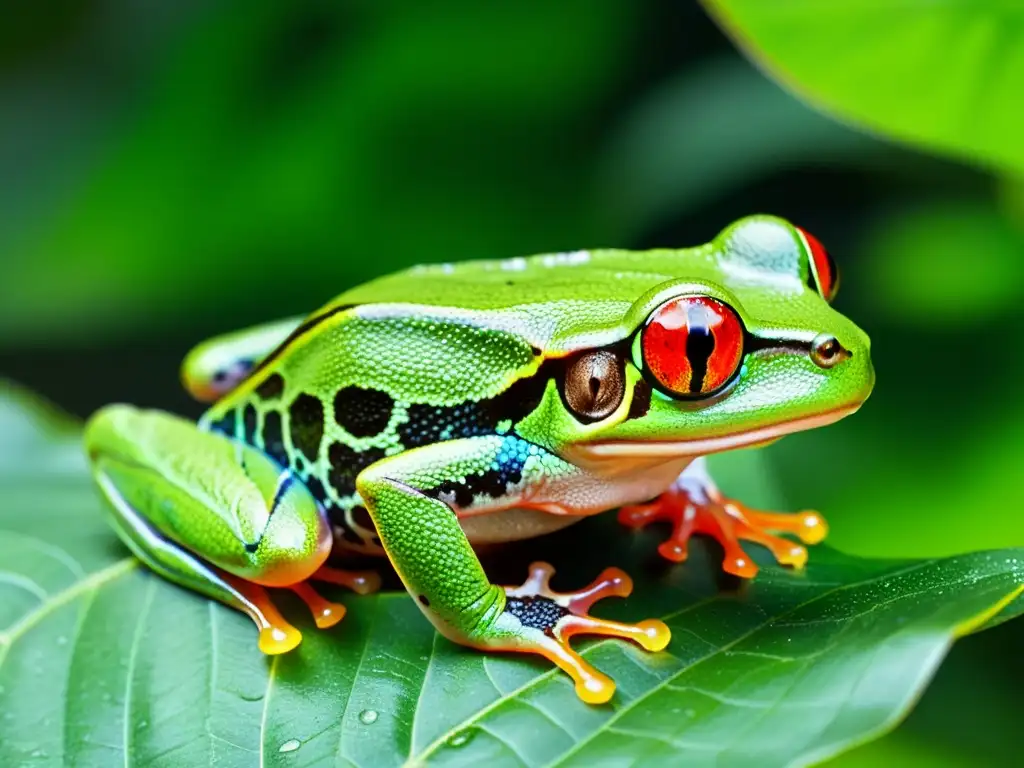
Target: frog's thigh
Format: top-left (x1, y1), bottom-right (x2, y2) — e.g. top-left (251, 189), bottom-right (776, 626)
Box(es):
top-left (355, 437), bottom-right (670, 704)
top-left (181, 315), bottom-right (304, 401)
top-left (85, 405), bottom-right (334, 651)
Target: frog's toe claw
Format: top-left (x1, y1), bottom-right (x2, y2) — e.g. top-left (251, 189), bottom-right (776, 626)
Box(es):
top-left (619, 484), bottom-right (828, 578)
top-left (491, 562), bottom-right (670, 704)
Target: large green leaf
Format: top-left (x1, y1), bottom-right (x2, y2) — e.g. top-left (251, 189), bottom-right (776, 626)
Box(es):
top-left (1, 386), bottom-right (1022, 767)
top-left (703, 0), bottom-right (1024, 174)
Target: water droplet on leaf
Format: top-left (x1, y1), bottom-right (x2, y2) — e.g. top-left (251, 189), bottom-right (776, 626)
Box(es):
top-left (359, 709), bottom-right (378, 725)
top-left (447, 730), bottom-right (474, 748)
top-left (278, 739), bottom-right (301, 753)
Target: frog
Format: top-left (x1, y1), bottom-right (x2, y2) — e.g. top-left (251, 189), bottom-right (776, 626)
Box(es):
top-left (84, 214), bottom-right (873, 705)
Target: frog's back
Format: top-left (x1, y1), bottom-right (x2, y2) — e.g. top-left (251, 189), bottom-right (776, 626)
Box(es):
top-left (330, 246), bottom-right (722, 346)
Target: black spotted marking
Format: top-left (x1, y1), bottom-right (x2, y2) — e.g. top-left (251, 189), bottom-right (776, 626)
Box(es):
top-left (418, 595), bottom-right (430, 607)
top-left (399, 372), bottom-right (547, 449)
top-left (244, 541), bottom-right (259, 554)
top-left (334, 386), bottom-right (394, 438)
top-left (207, 410), bottom-right (239, 439)
top-left (626, 378), bottom-right (652, 421)
top-left (425, 440), bottom-right (527, 511)
top-left (289, 394), bottom-right (325, 462)
top-left (306, 476), bottom-right (368, 546)
top-left (685, 326), bottom-right (715, 395)
top-left (505, 596), bottom-right (569, 635)
top-left (300, 451), bottom-right (381, 550)
top-left (262, 410), bottom-right (289, 467)
top-left (256, 372), bottom-right (285, 401)
top-left (242, 405), bottom-right (259, 444)
top-left (328, 442), bottom-right (386, 499)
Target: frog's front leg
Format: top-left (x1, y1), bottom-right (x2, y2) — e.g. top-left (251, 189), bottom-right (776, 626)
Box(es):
top-left (85, 406), bottom-right (379, 653)
top-left (619, 457), bottom-right (827, 578)
top-left (356, 436), bottom-right (670, 705)
top-left (181, 315), bottom-right (304, 402)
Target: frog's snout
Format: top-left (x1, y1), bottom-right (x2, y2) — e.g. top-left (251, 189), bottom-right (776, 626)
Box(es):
top-left (819, 324), bottom-right (875, 406)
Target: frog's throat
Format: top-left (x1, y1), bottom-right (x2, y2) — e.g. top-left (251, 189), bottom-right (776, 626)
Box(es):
top-left (565, 405), bottom-right (860, 471)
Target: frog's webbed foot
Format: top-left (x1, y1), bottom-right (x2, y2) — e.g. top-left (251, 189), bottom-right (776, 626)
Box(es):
top-left (487, 562), bottom-right (670, 704)
top-left (618, 458), bottom-right (827, 578)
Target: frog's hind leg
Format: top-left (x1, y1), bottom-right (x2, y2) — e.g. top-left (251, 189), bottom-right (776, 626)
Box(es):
top-left (619, 457), bottom-right (827, 578)
top-left (86, 405), bottom-right (351, 653)
top-left (98, 472), bottom-right (304, 654)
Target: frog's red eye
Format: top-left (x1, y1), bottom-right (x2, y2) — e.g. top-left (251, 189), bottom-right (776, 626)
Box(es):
top-left (641, 296), bottom-right (744, 397)
top-left (797, 227), bottom-right (839, 302)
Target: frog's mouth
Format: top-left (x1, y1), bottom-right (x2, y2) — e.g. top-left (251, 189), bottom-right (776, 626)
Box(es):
top-left (564, 405), bottom-right (860, 474)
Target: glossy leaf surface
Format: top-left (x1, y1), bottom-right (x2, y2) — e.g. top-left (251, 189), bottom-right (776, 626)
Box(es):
top-left (704, 0), bottom-right (1024, 174)
top-left (0, 386), bottom-right (1021, 767)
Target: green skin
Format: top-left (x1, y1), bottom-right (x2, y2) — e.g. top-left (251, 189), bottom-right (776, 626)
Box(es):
top-left (85, 215), bottom-right (874, 703)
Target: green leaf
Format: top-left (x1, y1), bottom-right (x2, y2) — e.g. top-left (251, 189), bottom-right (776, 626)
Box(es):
top-left (703, 0), bottom-right (1024, 174)
top-left (1, 386), bottom-right (1021, 767)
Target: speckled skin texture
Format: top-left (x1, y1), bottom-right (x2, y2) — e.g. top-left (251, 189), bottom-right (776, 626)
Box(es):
top-left (85, 214), bottom-right (874, 702)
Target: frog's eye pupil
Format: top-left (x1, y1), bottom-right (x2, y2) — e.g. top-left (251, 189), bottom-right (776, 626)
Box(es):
top-left (797, 227), bottom-right (839, 302)
top-left (641, 296), bottom-right (744, 398)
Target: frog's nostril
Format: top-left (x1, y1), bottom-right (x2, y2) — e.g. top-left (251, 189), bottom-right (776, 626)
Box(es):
top-left (810, 333), bottom-right (851, 369)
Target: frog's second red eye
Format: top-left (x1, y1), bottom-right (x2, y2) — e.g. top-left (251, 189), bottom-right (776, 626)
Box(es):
top-left (797, 227), bottom-right (839, 302)
top-left (641, 296), bottom-right (744, 398)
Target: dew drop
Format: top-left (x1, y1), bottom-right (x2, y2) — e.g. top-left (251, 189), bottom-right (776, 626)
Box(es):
top-left (359, 709), bottom-right (378, 725)
top-left (278, 739), bottom-right (301, 754)
top-left (447, 730), bottom-right (474, 748)
top-left (56, 636), bottom-right (67, 646)
top-left (30, 749), bottom-right (47, 759)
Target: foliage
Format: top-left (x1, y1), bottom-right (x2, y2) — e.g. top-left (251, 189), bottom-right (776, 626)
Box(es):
top-left (704, 0), bottom-right (1024, 174)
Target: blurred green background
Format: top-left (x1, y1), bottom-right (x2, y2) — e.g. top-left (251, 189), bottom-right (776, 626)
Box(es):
top-left (1, 2), bottom-right (1021, 765)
